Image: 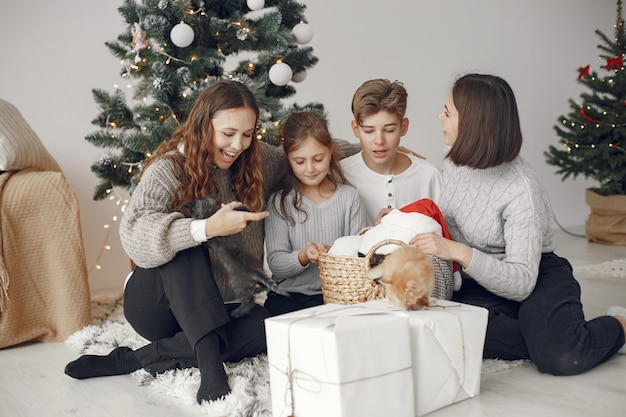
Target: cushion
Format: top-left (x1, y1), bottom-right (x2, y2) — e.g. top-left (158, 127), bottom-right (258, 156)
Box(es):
top-left (0, 98), bottom-right (61, 172)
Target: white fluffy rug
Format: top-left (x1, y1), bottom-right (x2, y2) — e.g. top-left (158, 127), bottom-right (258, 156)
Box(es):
top-left (65, 294), bottom-right (526, 416)
top-left (65, 294), bottom-right (272, 416)
top-left (574, 258), bottom-right (626, 281)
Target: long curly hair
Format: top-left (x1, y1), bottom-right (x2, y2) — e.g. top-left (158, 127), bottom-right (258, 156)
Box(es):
top-left (142, 80), bottom-right (264, 212)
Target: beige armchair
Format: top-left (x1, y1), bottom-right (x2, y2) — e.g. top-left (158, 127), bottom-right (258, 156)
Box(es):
top-left (0, 98), bottom-right (91, 349)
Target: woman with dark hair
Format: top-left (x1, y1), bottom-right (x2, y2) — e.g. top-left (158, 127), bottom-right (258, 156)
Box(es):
top-left (411, 73), bottom-right (626, 375)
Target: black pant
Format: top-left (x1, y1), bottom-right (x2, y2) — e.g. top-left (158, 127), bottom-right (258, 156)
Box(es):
top-left (453, 252), bottom-right (625, 375)
top-left (124, 245), bottom-right (270, 375)
top-left (264, 291), bottom-right (324, 316)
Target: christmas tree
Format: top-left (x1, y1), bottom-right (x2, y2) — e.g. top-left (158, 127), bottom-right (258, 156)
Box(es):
top-left (544, 0), bottom-right (626, 196)
top-left (86, 0), bottom-right (321, 200)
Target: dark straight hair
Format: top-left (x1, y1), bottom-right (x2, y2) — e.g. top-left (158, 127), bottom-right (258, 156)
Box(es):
top-left (446, 73), bottom-right (523, 169)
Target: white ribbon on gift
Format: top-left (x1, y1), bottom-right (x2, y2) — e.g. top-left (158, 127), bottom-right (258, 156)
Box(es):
top-left (363, 299), bottom-right (486, 416)
top-left (267, 304), bottom-right (414, 417)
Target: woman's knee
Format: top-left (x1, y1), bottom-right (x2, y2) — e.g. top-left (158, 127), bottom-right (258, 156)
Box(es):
top-left (533, 349), bottom-right (591, 376)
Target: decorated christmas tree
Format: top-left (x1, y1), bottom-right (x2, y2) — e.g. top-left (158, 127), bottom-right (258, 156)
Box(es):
top-left (86, 0), bottom-right (321, 200)
top-left (544, 0), bottom-right (626, 196)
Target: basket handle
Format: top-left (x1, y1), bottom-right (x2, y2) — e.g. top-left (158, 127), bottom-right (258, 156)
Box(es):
top-left (357, 226), bottom-right (372, 236)
top-left (320, 227), bottom-right (375, 256)
top-left (365, 239), bottom-right (409, 261)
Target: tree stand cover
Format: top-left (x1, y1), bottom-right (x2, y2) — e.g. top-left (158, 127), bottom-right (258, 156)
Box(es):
top-left (585, 188), bottom-right (626, 245)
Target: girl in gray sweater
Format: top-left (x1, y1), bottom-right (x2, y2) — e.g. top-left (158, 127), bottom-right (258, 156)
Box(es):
top-left (264, 111), bottom-right (366, 315)
top-left (410, 73), bottom-right (626, 375)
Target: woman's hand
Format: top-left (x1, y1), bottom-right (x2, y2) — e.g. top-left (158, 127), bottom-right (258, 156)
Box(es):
top-left (204, 201), bottom-right (269, 238)
top-left (410, 232), bottom-right (473, 268)
top-left (398, 146), bottom-right (426, 159)
top-left (298, 242), bottom-right (329, 266)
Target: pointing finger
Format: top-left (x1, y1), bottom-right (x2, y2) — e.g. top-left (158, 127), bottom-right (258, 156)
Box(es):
top-left (243, 211), bottom-right (269, 222)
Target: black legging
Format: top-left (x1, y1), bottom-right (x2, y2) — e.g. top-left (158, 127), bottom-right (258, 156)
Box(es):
top-left (454, 252), bottom-right (624, 375)
top-left (124, 245), bottom-right (270, 375)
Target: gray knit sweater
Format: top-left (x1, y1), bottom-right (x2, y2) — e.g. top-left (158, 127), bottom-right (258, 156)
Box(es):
top-left (265, 184), bottom-right (366, 295)
top-left (439, 156), bottom-right (556, 302)
top-left (119, 140), bottom-right (359, 301)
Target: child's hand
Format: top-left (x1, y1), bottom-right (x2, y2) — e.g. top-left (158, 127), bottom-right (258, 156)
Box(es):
top-left (374, 207), bottom-right (393, 225)
top-left (204, 201), bottom-right (269, 237)
top-left (298, 242), bottom-right (329, 265)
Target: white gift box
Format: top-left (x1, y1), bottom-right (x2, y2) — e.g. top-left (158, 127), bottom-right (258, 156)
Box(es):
top-left (265, 304), bottom-right (415, 417)
top-left (362, 299), bottom-right (488, 416)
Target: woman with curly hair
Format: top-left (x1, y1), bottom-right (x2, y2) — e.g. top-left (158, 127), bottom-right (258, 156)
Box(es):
top-left (65, 80), bottom-right (282, 404)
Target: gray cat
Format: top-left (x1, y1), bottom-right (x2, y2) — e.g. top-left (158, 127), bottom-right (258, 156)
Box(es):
top-left (185, 195), bottom-right (288, 318)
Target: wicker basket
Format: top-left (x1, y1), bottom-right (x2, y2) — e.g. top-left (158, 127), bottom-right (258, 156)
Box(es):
top-left (318, 239), bottom-right (454, 305)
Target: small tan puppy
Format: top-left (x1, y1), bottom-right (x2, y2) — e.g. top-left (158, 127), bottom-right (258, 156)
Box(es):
top-left (368, 246), bottom-right (434, 310)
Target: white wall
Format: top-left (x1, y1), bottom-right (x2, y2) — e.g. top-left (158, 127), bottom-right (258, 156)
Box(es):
top-left (0, 0), bottom-right (615, 293)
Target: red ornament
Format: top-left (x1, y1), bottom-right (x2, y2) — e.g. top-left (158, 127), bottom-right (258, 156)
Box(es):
top-left (605, 55), bottom-right (623, 71)
top-left (579, 107), bottom-right (597, 123)
top-left (577, 65), bottom-right (590, 79)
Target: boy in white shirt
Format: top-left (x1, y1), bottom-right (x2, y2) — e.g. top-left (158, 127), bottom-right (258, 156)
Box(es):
top-left (341, 79), bottom-right (442, 225)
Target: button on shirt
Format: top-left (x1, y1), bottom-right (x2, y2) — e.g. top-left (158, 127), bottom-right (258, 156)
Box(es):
top-left (340, 151), bottom-right (443, 225)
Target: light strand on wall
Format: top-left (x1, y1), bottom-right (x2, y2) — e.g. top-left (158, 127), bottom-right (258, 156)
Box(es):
top-left (89, 189), bottom-right (129, 273)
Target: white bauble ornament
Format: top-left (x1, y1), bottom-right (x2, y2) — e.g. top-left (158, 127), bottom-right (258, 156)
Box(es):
top-left (269, 62), bottom-right (293, 86)
top-left (247, 0), bottom-right (265, 11)
top-left (291, 70), bottom-right (307, 83)
top-left (292, 22), bottom-right (313, 44)
top-left (170, 22), bottom-right (194, 48)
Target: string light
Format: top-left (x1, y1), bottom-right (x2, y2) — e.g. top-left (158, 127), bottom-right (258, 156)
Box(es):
top-left (89, 189), bottom-right (129, 273)
top-left (562, 140), bottom-right (625, 154)
top-left (564, 117), bottom-right (626, 129)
